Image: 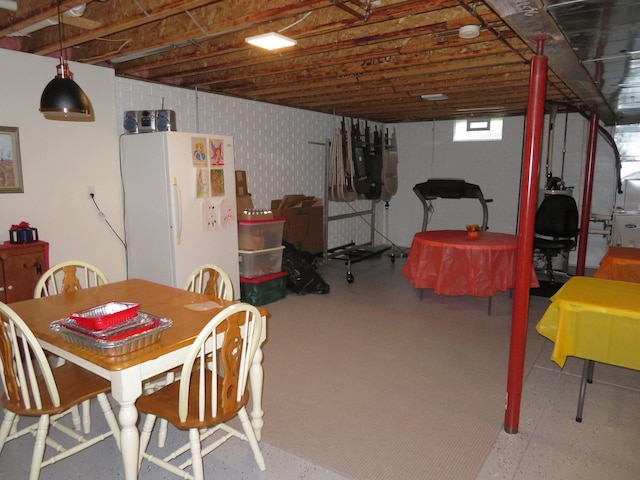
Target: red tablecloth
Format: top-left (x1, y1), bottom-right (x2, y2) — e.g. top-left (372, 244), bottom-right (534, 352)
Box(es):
top-left (402, 230), bottom-right (539, 297)
top-left (593, 246), bottom-right (640, 282)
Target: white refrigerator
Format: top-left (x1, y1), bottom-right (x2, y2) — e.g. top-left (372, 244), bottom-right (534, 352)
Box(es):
top-left (120, 131), bottom-right (240, 296)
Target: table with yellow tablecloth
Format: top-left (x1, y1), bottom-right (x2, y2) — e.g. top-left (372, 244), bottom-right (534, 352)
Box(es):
top-left (536, 275), bottom-right (640, 420)
top-left (537, 275), bottom-right (640, 368)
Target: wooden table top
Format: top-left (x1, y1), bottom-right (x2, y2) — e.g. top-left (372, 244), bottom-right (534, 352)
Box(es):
top-left (9, 278), bottom-right (268, 371)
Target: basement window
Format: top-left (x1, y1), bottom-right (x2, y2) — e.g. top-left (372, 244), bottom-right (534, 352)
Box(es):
top-left (453, 117), bottom-right (503, 142)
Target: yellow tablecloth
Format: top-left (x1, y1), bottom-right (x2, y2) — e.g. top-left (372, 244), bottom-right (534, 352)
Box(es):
top-left (536, 276), bottom-right (640, 369)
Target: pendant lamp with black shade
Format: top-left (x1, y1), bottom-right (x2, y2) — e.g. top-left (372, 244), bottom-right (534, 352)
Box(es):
top-left (39, 2), bottom-right (93, 120)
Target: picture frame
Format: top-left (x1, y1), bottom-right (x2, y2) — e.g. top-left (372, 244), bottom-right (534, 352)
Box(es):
top-left (0, 126), bottom-right (23, 193)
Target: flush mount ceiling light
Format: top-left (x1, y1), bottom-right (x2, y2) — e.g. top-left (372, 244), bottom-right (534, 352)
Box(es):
top-left (459, 24), bottom-right (480, 39)
top-left (39, 1), bottom-right (93, 120)
top-left (245, 32), bottom-right (297, 50)
top-left (245, 12), bottom-right (310, 51)
top-left (421, 93), bottom-right (449, 101)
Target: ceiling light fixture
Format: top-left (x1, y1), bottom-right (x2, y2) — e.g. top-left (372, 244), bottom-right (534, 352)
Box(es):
top-left (458, 24), bottom-right (480, 39)
top-left (39, 1), bottom-right (93, 120)
top-left (245, 11), bottom-right (311, 51)
top-left (245, 32), bottom-right (297, 50)
top-left (421, 93), bottom-right (449, 101)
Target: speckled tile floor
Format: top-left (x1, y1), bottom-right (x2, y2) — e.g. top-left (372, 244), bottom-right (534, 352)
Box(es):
top-left (0, 410), bottom-right (352, 480)
top-left (476, 340), bottom-right (640, 480)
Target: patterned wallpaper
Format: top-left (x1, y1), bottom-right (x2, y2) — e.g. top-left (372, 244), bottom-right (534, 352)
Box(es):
top-left (115, 78), bottom-right (385, 253)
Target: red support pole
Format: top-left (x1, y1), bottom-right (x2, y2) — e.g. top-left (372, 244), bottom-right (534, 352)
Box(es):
top-left (504, 39), bottom-right (548, 434)
top-left (575, 113), bottom-right (599, 276)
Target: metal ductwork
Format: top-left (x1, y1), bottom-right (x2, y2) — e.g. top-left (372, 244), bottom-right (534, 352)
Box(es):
top-left (0, 0), bottom-right (16, 11)
top-left (485, 0), bottom-right (616, 125)
top-left (8, 4), bottom-right (87, 37)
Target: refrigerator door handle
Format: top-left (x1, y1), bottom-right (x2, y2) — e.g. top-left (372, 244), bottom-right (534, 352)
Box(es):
top-left (172, 177), bottom-right (183, 244)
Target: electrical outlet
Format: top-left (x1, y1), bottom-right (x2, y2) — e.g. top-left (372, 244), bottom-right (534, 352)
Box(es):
top-left (87, 186), bottom-right (95, 198)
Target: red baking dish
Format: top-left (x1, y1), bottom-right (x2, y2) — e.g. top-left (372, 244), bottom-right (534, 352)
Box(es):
top-left (69, 302), bottom-right (140, 330)
top-left (58, 312), bottom-right (156, 340)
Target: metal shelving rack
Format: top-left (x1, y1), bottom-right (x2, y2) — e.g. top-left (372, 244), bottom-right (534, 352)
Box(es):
top-left (320, 132), bottom-right (390, 283)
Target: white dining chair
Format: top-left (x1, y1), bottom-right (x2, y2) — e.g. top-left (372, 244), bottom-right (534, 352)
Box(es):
top-left (33, 260), bottom-right (110, 434)
top-left (34, 260), bottom-right (109, 298)
top-left (0, 301), bottom-right (120, 480)
top-left (137, 303), bottom-right (265, 479)
top-left (154, 263), bottom-right (235, 447)
top-left (183, 263), bottom-right (234, 300)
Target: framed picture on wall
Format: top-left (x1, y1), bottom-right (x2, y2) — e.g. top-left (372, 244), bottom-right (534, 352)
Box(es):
top-left (0, 126), bottom-right (23, 193)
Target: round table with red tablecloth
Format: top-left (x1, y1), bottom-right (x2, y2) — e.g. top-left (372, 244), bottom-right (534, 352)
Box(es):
top-left (402, 230), bottom-right (539, 297)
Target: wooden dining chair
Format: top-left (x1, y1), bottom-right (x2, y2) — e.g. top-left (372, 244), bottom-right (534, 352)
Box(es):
top-left (137, 303), bottom-right (265, 479)
top-left (153, 263), bottom-right (236, 447)
top-left (33, 260), bottom-right (109, 298)
top-left (183, 263), bottom-right (234, 300)
top-left (0, 302), bottom-right (120, 480)
top-left (33, 260), bottom-right (110, 434)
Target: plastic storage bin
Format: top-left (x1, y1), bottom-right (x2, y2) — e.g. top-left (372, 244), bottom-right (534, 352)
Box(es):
top-left (240, 271), bottom-right (288, 306)
top-left (238, 245), bottom-right (284, 279)
top-left (238, 218), bottom-right (285, 250)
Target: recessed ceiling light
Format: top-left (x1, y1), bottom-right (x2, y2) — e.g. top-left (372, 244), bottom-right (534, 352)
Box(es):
top-left (421, 94), bottom-right (449, 101)
top-left (245, 32), bottom-right (297, 50)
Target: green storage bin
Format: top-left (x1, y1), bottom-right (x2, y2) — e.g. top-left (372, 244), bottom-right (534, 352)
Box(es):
top-left (240, 271), bottom-right (288, 306)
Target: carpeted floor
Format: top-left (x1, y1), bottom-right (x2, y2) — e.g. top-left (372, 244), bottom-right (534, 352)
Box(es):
top-left (260, 257), bottom-right (550, 480)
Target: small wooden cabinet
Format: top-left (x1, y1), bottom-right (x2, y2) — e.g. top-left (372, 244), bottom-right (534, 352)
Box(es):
top-left (0, 241), bottom-right (49, 303)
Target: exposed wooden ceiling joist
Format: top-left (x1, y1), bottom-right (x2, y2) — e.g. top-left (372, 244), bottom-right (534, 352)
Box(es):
top-left (1, 0), bottom-right (636, 124)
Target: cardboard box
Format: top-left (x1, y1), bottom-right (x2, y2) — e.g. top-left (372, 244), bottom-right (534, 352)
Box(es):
top-left (271, 196), bottom-right (323, 254)
top-left (235, 170), bottom-right (248, 196)
top-left (236, 194), bottom-right (254, 217)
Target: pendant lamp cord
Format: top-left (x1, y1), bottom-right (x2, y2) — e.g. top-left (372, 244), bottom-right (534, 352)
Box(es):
top-left (57, 1), bottom-right (64, 61)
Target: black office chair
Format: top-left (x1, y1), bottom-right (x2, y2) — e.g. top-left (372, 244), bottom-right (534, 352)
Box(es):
top-left (413, 178), bottom-right (492, 232)
top-left (533, 194), bottom-right (579, 283)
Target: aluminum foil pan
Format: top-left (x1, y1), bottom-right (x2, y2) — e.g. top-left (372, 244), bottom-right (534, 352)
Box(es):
top-left (51, 315), bottom-right (172, 357)
top-left (56, 311), bottom-right (157, 340)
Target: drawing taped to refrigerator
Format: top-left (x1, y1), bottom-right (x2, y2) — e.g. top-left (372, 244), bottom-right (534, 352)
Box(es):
top-left (120, 131), bottom-right (240, 297)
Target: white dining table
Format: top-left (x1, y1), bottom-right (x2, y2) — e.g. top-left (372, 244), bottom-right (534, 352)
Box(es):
top-left (8, 278), bottom-right (268, 480)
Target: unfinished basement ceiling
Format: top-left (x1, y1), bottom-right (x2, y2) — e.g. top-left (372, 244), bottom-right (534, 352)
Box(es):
top-left (0, 0), bottom-right (638, 125)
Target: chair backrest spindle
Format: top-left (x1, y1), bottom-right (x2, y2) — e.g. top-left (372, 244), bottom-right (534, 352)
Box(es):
top-left (184, 264), bottom-right (234, 300)
top-left (34, 261), bottom-right (109, 299)
top-left (0, 303), bottom-right (60, 410)
top-left (177, 304), bottom-right (261, 424)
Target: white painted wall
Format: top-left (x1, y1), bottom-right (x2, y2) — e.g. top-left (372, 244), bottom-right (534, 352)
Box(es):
top-left (0, 49), bottom-right (125, 282)
top-left (387, 114), bottom-right (618, 268)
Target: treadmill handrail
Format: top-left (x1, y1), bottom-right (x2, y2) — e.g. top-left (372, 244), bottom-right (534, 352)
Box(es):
top-left (413, 178), bottom-right (492, 232)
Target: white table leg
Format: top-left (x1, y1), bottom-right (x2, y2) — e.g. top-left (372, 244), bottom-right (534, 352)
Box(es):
top-left (118, 401), bottom-right (140, 479)
top-left (250, 345), bottom-right (264, 440)
top-left (111, 370), bottom-right (142, 480)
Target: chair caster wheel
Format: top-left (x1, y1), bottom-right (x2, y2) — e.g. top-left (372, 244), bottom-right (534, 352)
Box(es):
top-left (347, 272), bottom-right (354, 283)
